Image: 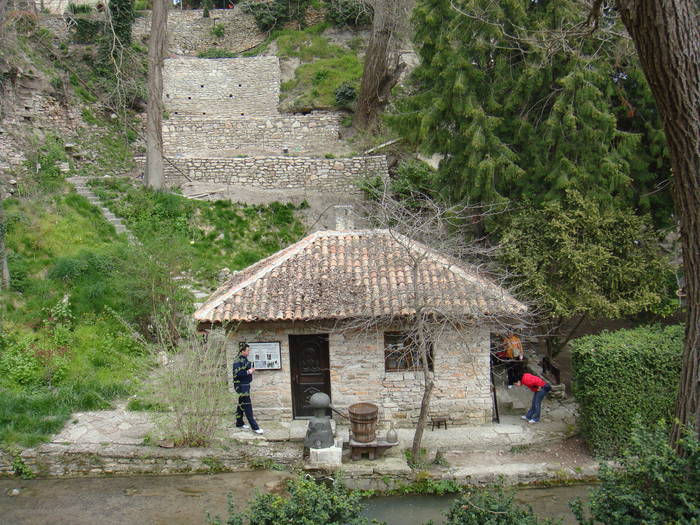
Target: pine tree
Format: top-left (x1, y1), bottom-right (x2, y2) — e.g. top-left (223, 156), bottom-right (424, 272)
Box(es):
top-left (391, 0), bottom-right (672, 225)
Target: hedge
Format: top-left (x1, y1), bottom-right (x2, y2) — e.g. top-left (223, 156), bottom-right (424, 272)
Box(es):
top-left (570, 324), bottom-right (684, 456)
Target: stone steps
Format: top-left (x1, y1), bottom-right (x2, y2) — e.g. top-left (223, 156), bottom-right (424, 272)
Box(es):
top-left (67, 176), bottom-right (134, 240)
top-left (67, 176), bottom-right (213, 309)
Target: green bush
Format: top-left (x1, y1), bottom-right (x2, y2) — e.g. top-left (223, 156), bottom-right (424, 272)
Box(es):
top-left (210, 23), bottom-right (225, 38)
top-left (66, 3), bottom-right (94, 14)
top-left (326, 0), bottom-right (372, 27)
top-left (208, 476), bottom-right (379, 525)
top-left (572, 423), bottom-right (700, 525)
top-left (70, 18), bottom-right (105, 44)
top-left (242, 0), bottom-right (311, 32)
top-left (443, 483), bottom-right (554, 524)
top-left (0, 334), bottom-right (42, 386)
top-left (334, 81), bottom-right (356, 107)
top-left (571, 324), bottom-right (684, 456)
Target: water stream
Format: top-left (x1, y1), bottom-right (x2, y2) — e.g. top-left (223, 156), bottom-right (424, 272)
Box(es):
top-left (0, 473), bottom-right (593, 525)
top-left (361, 485), bottom-right (593, 525)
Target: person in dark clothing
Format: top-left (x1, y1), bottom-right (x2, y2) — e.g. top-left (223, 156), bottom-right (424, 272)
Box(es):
top-left (515, 372), bottom-right (551, 423)
top-left (233, 343), bottom-right (263, 434)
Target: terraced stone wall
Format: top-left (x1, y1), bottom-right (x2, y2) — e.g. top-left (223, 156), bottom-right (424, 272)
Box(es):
top-left (160, 155), bottom-right (386, 193)
top-left (162, 114), bottom-right (342, 157)
top-left (133, 8), bottom-right (265, 55)
top-left (163, 56), bottom-right (280, 118)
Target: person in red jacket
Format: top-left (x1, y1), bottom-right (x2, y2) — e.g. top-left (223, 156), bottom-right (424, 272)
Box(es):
top-left (515, 372), bottom-right (551, 423)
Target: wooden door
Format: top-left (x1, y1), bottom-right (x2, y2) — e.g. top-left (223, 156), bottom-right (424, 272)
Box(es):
top-left (289, 334), bottom-right (330, 418)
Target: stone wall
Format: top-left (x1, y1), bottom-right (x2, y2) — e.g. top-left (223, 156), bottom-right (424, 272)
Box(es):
top-left (133, 8), bottom-right (265, 55)
top-left (1, 441), bottom-right (300, 478)
top-left (226, 321), bottom-right (493, 427)
top-left (164, 56), bottom-right (280, 117)
top-left (160, 155), bottom-right (386, 192)
top-left (163, 114), bottom-right (342, 156)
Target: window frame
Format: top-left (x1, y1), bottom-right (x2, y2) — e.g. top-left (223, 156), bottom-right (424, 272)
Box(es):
top-left (383, 331), bottom-right (434, 372)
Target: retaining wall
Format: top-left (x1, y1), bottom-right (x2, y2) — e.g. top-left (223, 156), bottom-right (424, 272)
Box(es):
top-left (159, 155), bottom-right (387, 192)
top-left (133, 8), bottom-right (265, 55)
top-left (164, 56), bottom-right (280, 118)
top-left (1, 442), bottom-right (300, 478)
top-left (163, 114), bottom-right (342, 156)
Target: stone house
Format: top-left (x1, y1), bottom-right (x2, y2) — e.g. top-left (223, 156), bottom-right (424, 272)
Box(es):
top-left (194, 229), bottom-right (525, 427)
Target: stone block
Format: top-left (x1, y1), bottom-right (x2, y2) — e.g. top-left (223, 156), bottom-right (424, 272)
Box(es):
top-left (307, 446), bottom-right (342, 470)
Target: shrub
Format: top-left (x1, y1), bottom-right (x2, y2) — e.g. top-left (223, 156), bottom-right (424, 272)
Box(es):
top-left (70, 17), bottom-right (105, 44)
top-left (208, 476), bottom-right (378, 525)
top-left (242, 0), bottom-right (311, 32)
top-left (66, 3), bottom-right (95, 13)
top-left (148, 330), bottom-right (231, 447)
top-left (326, 0), bottom-right (372, 27)
top-left (572, 423), bottom-right (700, 525)
top-left (443, 483), bottom-right (554, 524)
top-left (334, 81), bottom-right (356, 107)
top-left (210, 23), bottom-right (225, 38)
top-left (571, 324), bottom-right (684, 456)
top-left (0, 333), bottom-right (42, 386)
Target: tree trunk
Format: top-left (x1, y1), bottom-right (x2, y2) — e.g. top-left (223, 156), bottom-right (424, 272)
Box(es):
top-left (354, 1), bottom-right (406, 132)
top-left (411, 315), bottom-right (433, 461)
top-left (616, 0), bottom-right (700, 444)
top-left (145, 0), bottom-right (168, 189)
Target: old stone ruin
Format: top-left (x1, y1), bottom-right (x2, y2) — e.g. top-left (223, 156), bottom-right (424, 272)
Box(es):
top-left (158, 55), bottom-right (388, 203)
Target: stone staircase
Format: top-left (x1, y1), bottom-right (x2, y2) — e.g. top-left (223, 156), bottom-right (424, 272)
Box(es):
top-left (66, 175), bottom-right (211, 308)
top-left (66, 176), bottom-right (133, 239)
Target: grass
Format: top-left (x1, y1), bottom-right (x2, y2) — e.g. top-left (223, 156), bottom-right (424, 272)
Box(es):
top-left (245, 25), bottom-right (365, 110)
top-left (282, 54), bottom-right (362, 109)
top-left (88, 177), bottom-right (308, 285)
top-left (197, 47), bottom-right (239, 59)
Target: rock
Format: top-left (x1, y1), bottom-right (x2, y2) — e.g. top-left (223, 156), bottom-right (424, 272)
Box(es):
top-left (10, 488), bottom-right (21, 496)
top-left (157, 351), bottom-right (169, 366)
top-left (158, 439), bottom-right (175, 448)
top-left (217, 267), bottom-right (232, 282)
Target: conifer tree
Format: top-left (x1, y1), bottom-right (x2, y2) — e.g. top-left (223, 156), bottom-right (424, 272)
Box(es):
top-left (391, 0), bottom-right (672, 225)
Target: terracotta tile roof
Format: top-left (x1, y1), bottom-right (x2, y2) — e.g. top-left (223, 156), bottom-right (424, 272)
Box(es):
top-left (194, 230), bottom-right (526, 323)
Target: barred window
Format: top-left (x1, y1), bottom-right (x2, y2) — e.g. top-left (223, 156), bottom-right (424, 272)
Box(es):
top-left (384, 332), bottom-right (433, 372)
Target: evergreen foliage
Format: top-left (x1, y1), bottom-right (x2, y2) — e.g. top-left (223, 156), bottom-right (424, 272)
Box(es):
top-left (572, 423), bottom-right (700, 524)
top-left (570, 325), bottom-right (684, 456)
top-left (108, 0), bottom-right (135, 47)
top-left (391, 0), bottom-right (673, 227)
top-left (499, 191), bottom-right (675, 355)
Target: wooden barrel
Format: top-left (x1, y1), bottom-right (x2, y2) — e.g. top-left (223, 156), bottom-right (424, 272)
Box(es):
top-left (348, 402), bottom-right (378, 443)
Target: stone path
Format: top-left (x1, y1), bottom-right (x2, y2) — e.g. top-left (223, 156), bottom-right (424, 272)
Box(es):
top-left (39, 385), bottom-right (597, 486)
top-left (65, 175), bottom-right (211, 308)
top-left (66, 176), bottom-right (133, 239)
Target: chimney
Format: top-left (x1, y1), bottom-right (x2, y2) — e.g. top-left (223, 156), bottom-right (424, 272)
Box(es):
top-left (334, 205), bottom-right (354, 230)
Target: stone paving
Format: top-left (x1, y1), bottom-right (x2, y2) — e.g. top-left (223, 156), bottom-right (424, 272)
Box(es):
top-left (40, 379), bottom-right (597, 486)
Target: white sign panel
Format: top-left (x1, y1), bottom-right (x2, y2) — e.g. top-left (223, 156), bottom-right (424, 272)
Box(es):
top-left (246, 341), bottom-right (282, 370)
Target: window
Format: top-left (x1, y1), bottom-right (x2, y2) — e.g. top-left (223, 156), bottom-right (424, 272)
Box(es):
top-left (384, 332), bottom-right (433, 372)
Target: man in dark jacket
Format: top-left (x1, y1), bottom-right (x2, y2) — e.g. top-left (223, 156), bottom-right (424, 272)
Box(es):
top-left (233, 343), bottom-right (263, 434)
